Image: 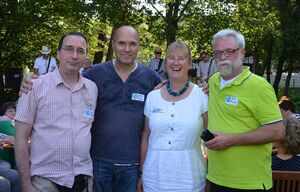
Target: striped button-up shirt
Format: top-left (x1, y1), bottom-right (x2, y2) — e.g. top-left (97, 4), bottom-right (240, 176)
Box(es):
top-left (15, 69), bottom-right (98, 187)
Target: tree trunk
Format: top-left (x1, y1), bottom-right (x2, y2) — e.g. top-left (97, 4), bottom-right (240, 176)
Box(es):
top-left (93, 51), bottom-right (103, 64)
top-left (165, 2), bottom-right (179, 46)
top-left (283, 59), bottom-right (294, 96)
top-left (273, 49), bottom-right (286, 96)
top-left (263, 33), bottom-right (274, 83)
top-left (106, 28), bottom-right (114, 62)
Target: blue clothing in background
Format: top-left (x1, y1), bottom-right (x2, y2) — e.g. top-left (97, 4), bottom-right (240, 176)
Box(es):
top-left (272, 155), bottom-right (300, 171)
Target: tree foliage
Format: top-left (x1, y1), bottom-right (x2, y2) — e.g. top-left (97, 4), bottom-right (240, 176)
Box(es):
top-left (0, 0), bottom-right (299, 98)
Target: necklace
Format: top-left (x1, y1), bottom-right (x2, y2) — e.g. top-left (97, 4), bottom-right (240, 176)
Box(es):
top-left (166, 80), bottom-right (190, 96)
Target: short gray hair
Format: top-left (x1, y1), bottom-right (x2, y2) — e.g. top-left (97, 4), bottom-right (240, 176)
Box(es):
top-left (212, 29), bottom-right (245, 49)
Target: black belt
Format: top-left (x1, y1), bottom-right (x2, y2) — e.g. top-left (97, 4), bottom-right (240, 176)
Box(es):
top-left (56, 174), bottom-right (89, 192)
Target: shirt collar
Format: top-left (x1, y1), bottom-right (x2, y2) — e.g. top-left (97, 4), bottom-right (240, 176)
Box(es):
top-left (52, 68), bottom-right (86, 90)
top-left (214, 66), bottom-right (252, 89)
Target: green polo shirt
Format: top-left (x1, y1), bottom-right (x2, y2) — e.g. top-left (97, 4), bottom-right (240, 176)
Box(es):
top-left (207, 67), bottom-right (282, 190)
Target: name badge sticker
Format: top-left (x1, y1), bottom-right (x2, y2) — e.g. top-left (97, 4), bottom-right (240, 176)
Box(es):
top-left (84, 109), bottom-right (94, 118)
top-left (131, 93), bottom-right (145, 102)
top-left (225, 96), bottom-right (239, 106)
top-left (151, 108), bottom-right (164, 114)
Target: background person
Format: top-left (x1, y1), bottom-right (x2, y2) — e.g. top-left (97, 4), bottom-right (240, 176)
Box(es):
top-left (33, 45), bottom-right (57, 76)
top-left (15, 32), bottom-right (97, 192)
top-left (138, 41), bottom-right (208, 192)
top-left (205, 29), bottom-right (285, 192)
top-left (278, 96), bottom-right (300, 120)
top-left (0, 102), bottom-right (16, 167)
top-left (0, 158), bottom-right (21, 192)
top-left (148, 47), bottom-right (167, 79)
top-left (196, 51), bottom-right (217, 85)
top-left (0, 102), bottom-right (16, 122)
top-left (272, 116), bottom-right (300, 171)
top-left (80, 57), bottom-right (93, 74)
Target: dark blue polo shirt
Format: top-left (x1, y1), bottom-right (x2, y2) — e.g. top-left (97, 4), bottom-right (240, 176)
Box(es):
top-left (84, 61), bottom-right (161, 164)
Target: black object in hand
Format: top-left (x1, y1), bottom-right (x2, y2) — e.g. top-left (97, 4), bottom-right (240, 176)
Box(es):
top-left (201, 129), bottom-right (215, 142)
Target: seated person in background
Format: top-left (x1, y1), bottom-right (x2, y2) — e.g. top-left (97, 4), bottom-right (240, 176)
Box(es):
top-left (0, 134), bottom-right (20, 192)
top-left (0, 102), bottom-right (16, 167)
top-left (0, 159), bottom-right (21, 192)
top-left (0, 102), bottom-right (16, 122)
top-left (272, 116), bottom-right (300, 171)
top-left (278, 96), bottom-right (300, 120)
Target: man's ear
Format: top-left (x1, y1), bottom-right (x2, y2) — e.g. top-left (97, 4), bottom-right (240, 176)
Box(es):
top-left (240, 48), bottom-right (245, 59)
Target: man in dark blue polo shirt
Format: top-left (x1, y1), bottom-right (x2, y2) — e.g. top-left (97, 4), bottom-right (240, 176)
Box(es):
top-left (84, 26), bottom-right (161, 192)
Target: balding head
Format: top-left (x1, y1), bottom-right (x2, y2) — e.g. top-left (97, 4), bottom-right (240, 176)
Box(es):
top-left (112, 25), bottom-right (140, 66)
top-left (113, 25), bottom-right (140, 43)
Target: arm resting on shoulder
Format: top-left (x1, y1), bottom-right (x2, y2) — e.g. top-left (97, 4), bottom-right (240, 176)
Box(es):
top-left (14, 120), bottom-right (37, 192)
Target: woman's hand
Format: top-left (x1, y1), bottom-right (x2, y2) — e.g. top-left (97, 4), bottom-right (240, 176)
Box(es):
top-left (137, 177), bottom-right (143, 192)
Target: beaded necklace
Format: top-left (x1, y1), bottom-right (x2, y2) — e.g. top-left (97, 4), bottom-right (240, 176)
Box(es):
top-left (166, 80), bottom-right (190, 96)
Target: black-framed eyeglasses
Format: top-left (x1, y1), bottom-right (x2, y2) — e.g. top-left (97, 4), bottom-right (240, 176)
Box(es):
top-left (155, 52), bottom-right (162, 54)
top-left (213, 48), bottom-right (240, 58)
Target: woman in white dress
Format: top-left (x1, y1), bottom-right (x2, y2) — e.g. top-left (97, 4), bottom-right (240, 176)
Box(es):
top-left (138, 41), bottom-right (208, 192)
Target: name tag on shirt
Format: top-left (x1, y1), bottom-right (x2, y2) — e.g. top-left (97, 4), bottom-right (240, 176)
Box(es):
top-left (84, 109), bottom-right (94, 118)
top-left (225, 96), bottom-right (238, 106)
top-left (151, 108), bottom-right (164, 114)
top-left (131, 93), bottom-right (145, 102)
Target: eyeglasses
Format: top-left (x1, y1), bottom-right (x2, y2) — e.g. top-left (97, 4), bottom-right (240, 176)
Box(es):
top-left (167, 57), bottom-right (188, 64)
top-left (155, 52), bottom-right (162, 54)
top-left (61, 46), bottom-right (86, 56)
top-left (213, 48), bottom-right (240, 58)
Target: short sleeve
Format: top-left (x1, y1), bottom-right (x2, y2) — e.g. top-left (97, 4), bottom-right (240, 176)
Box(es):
top-left (144, 91), bottom-right (153, 117)
top-left (33, 58), bottom-right (39, 69)
top-left (254, 81), bottom-right (282, 125)
top-left (15, 81), bottom-right (39, 125)
top-left (199, 88), bottom-right (208, 114)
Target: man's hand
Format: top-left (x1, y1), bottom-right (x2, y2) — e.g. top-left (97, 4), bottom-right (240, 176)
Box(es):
top-left (204, 132), bottom-right (238, 150)
top-left (199, 81), bottom-right (209, 95)
top-left (19, 74), bottom-right (37, 96)
top-left (154, 79), bottom-right (167, 90)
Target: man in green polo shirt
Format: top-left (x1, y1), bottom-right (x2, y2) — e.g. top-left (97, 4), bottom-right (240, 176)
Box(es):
top-left (205, 29), bottom-right (285, 192)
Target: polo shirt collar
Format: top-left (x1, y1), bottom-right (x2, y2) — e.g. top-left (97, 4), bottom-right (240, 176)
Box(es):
top-left (214, 66), bottom-right (252, 89)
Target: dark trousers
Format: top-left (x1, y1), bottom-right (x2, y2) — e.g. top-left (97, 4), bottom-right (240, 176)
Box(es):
top-left (56, 174), bottom-right (88, 192)
top-left (206, 180), bottom-right (273, 192)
